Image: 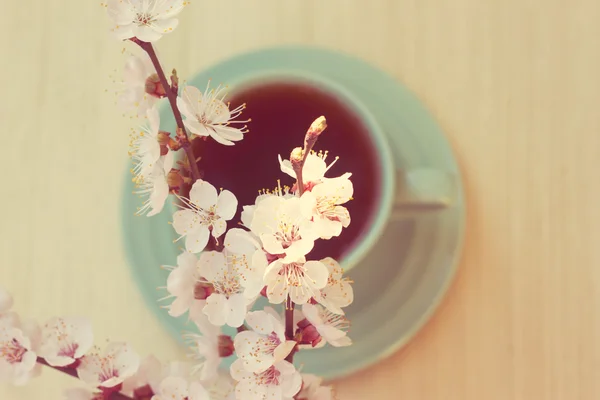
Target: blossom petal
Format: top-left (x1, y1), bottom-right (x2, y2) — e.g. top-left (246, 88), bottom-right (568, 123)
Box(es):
top-left (198, 251), bottom-right (226, 283)
top-left (303, 261), bottom-right (329, 290)
top-left (303, 154), bottom-right (327, 183)
top-left (106, 0), bottom-right (135, 25)
top-left (123, 55), bottom-right (149, 84)
top-left (166, 255), bottom-right (196, 295)
top-left (112, 24), bottom-right (136, 41)
top-left (278, 154), bottom-right (295, 179)
top-left (211, 218), bottom-right (227, 239)
top-left (172, 209), bottom-right (200, 236)
top-left (226, 294), bottom-right (247, 328)
top-left (244, 310), bottom-right (274, 335)
top-left (184, 119), bottom-right (212, 137)
top-left (146, 107), bottom-right (160, 135)
top-left (109, 342), bottom-right (140, 379)
top-left (208, 129), bottom-right (235, 146)
top-left (158, 0), bottom-right (186, 19)
top-left (150, 18), bottom-right (179, 34)
top-left (203, 294), bottom-right (229, 326)
top-left (281, 364), bottom-right (303, 398)
top-left (260, 234), bottom-right (285, 256)
top-left (314, 218), bottom-right (343, 240)
top-left (224, 228), bottom-right (260, 255)
top-left (189, 381), bottom-right (210, 400)
top-left (273, 341), bottom-right (296, 364)
top-left (184, 227), bottom-right (210, 253)
top-left (266, 277), bottom-right (287, 304)
top-left (212, 125), bottom-right (244, 142)
top-left (147, 177), bottom-right (169, 217)
top-left (189, 180), bottom-right (218, 210)
top-left (282, 239), bottom-right (314, 262)
top-left (132, 24), bottom-right (163, 42)
top-left (168, 296), bottom-right (193, 317)
top-left (302, 304), bottom-right (322, 325)
top-left (158, 376), bottom-right (188, 399)
top-left (229, 359), bottom-right (248, 382)
top-left (216, 190), bottom-right (238, 220)
top-left (176, 94), bottom-right (196, 121)
top-left (313, 177), bottom-right (353, 204)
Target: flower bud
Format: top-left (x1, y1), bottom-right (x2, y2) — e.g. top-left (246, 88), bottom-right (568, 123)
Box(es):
top-left (145, 73), bottom-right (167, 98)
top-left (308, 116), bottom-right (327, 137)
top-left (167, 169), bottom-right (184, 192)
top-left (157, 131), bottom-right (171, 146)
top-left (295, 318), bottom-right (322, 348)
top-left (304, 116), bottom-right (327, 153)
top-left (290, 147), bottom-right (304, 171)
top-left (218, 335), bottom-right (235, 357)
top-left (193, 282), bottom-right (214, 300)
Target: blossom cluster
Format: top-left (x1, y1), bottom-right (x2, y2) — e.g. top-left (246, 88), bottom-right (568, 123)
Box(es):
top-left (1, 2), bottom-right (356, 399)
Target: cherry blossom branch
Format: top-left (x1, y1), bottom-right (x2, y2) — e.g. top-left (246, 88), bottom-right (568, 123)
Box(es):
top-left (133, 39), bottom-right (202, 182)
top-left (284, 117), bottom-right (329, 363)
top-left (36, 358), bottom-right (133, 400)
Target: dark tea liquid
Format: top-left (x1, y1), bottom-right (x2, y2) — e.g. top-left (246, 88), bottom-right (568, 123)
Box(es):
top-left (192, 80), bottom-right (381, 261)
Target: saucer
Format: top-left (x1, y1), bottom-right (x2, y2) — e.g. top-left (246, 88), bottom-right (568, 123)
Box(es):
top-left (122, 46), bottom-right (465, 380)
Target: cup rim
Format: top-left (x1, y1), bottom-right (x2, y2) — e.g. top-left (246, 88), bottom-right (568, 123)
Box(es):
top-left (223, 69), bottom-right (396, 271)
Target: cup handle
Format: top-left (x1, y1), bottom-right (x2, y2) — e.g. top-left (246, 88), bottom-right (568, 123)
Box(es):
top-left (392, 168), bottom-right (457, 219)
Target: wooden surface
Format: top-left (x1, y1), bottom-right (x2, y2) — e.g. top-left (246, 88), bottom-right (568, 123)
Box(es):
top-left (1, 1), bottom-right (599, 399)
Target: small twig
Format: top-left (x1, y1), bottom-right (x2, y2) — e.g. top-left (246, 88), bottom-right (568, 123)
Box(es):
top-left (133, 39), bottom-right (202, 183)
top-left (284, 305), bottom-right (297, 363)
top-left (37, 358), bottom-right (133, 400)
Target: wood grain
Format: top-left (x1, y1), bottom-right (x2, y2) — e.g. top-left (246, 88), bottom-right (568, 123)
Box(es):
top-left (1, 1), bottom-right (599, 399)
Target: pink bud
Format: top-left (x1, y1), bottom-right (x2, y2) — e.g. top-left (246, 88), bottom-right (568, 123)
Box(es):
top-left (295, 319), bottom-right (322, 348)
top-left (193, 282), bottom-right (214, 300)
top-left (218, 335), bottom-right (235, 357)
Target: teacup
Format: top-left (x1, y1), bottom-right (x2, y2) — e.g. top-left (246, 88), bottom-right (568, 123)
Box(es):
top-left (191, 70), bottom-right (457, 272)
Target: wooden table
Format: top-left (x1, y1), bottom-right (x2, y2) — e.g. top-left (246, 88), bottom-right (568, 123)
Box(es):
top-left (1, 1), bottom-right (598, 399)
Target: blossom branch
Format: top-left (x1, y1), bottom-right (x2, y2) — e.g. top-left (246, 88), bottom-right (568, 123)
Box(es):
top-left (133, 39), bottom-right (202, 182)
top-left (36, 358), bottom-right (133, 400)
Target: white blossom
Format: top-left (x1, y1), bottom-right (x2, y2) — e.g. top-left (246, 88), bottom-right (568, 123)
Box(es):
top-left (165, 252), bottom-right (206, 322)
top-left (177, 84), bottom-right (248, 146)
top-left (296, 374), bottom-right (333, 400)
top-left (130, 107), bottom-right (162, 179)
top-left (38, 317), bottom-right (93, 367)
top-left (77, 342), bottom-right (140, 389)
top-left (122, 355), bottom-right (163, 398)
top-left (106, 0), bottom-right (186, 42)
top-left (240, 193), bottom-right (272, 228)
top-left (134, 151), bottom-right (174, 217)
top-left (302, 304), bottom-right (351, 347)
top-left (173, 180), bottom-right (238, 253)
top-left (300, 175), bottom-right (353, 239)
top-left (117, 53), bottom-right (161, 117)
top-left (264, 258), bottom-right (329, 306)
top-left (250, 195), bottom-right (316, 262)
top-left (0, 319), bottom-right (41, 385)
top-left (230, 359), bottom-right (301, 400)
top-left (278, 151), bottom-right (344, 189)
top-left (314, 258), bottom-right (353, 315)
top-left (198, 251), bottom-right (252, 328)
top-left (233, 309), bottom-right (296, 374)
top-left (183, 314), bottom-right (224, 382)
top-left (152, 376), bottom-right (209, 400)
top-left (223, 228), bottom-right (268, 299)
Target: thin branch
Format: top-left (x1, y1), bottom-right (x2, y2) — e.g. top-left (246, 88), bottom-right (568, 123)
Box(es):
top-left (135, 40), bottom-right (202, 183)
top-left (37, 358), bottom-right (133, 400)
top-left (284, 305), bottom-right (296, 363)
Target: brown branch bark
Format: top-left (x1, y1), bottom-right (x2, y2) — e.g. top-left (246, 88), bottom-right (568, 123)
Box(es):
top-left (135, 40), bottom-right (202, 183)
